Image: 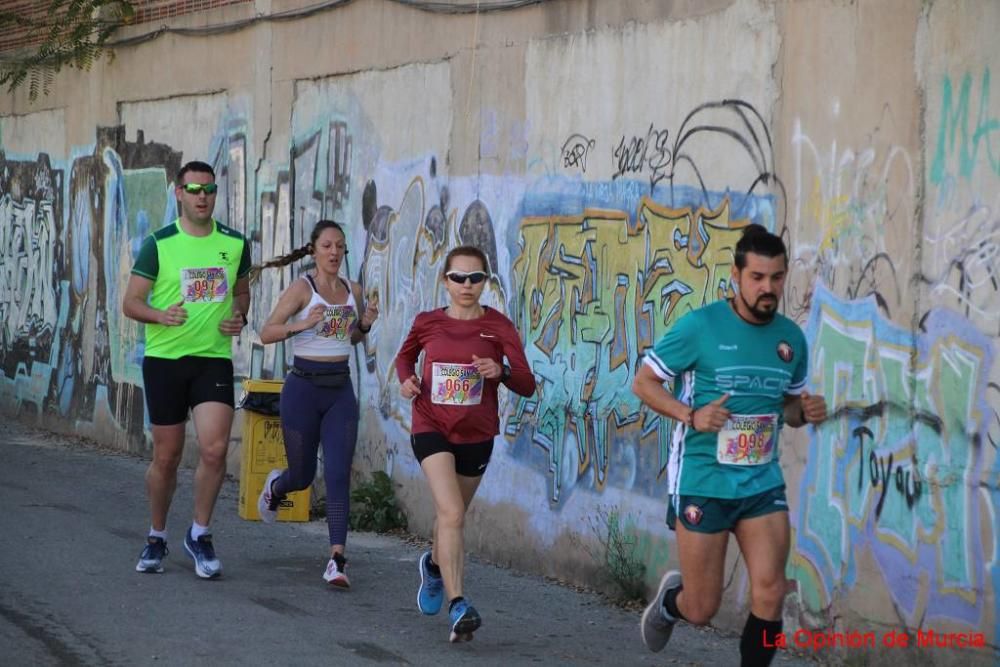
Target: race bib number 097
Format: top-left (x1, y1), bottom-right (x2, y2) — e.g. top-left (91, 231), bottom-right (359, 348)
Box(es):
top-left (181, 267), bottom-right (228, 303)
top-left (716, 414), bottom-right (777, 466)
top-left (318, 304), bottom-right (356, 340)
top-left (430, 362), bottom-right (483, 406)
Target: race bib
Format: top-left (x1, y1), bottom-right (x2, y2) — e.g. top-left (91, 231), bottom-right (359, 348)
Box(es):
top-left (716, 414), bottom-right (778, 466)
top-left (181, 267), bottom-right (228, 303)
top-left (317, 304), bottom-right (357, 340)
top-left (430, 362), bottom-right (483, 406)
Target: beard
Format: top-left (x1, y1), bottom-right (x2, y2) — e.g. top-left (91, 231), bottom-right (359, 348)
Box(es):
top-left (740, 291), bottom-right (778, 322)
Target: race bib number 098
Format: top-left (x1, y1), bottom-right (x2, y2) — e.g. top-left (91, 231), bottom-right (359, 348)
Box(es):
top-left (430, 362), bottom-right (483, 406)
top-left (717, 414), bottom-right (777, 466)
top-left (181, 267), bottom-right (228, 303)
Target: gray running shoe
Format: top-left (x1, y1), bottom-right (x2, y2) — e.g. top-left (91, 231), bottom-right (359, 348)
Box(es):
top-left (640, 570), bottom-right (681, 652)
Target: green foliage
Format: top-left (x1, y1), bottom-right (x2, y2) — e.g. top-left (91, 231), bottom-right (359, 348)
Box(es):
top-left (588, 505), bottom-right (647, 601)
top-left (349, 471), bottom-right (408, 533)
top-left (0, 1), bottom-right (135, 101)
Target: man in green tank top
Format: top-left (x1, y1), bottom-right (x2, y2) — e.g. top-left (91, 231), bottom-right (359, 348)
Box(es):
top-left (123, 161), bottom-right (251, 580)
top-left (633, 224), bottom-right (828, 666)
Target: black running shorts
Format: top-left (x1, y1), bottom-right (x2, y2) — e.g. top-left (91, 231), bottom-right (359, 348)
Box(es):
top-left (141, 356), bottom-right (235, 425)
top-left (411, 432), bottom-right (494, 477)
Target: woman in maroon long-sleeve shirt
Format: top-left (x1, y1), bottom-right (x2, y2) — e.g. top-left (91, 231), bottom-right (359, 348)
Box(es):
top-left (395, 245), bottom-right (536, 643)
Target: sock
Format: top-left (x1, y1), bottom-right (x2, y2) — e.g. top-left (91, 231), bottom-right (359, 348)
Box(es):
top-left (740, 613), bottom-right (782, 667)
top-left (190, 521), bottom-right (209, 540)
top-left (148, 527), bottom-right (168, 540)
top-left (333, 552), bottom-right (346, 568)
top-left (662, 585), bottom-right (685, 622)
top-left (426, 557), bottom-right (442, 578)
top-left (449, 596), bottom-right (465, 612)
top-left (267, 477), bottom-right (283, 510)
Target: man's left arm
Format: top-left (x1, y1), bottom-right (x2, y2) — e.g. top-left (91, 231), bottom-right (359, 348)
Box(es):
top-left (233, 275), bottom-right (251, 320)
top-left (783, 333), bottom-right (827, 427)
top-left (219, 275), bottom-right (251, 336)
top-left (783, 392), bottom-right (828, 428)
top-left (220, 240), bottom-right (252, 336)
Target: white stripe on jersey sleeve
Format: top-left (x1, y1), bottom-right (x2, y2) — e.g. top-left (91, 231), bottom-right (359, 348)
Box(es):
top-left (786, 378), bottom-right (807, 395)
top-left (642, 352), bottom-right (676, 382)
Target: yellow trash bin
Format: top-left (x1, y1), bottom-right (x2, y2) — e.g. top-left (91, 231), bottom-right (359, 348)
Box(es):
top-left (238, 379), bottom-right (310, 522)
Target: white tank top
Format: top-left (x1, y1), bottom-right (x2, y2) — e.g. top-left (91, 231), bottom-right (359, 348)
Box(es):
top-left (291, 274), bottom-right (358, 358)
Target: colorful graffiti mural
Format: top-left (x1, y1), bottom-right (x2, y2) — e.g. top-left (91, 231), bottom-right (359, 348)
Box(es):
top-left (507, 195), bottom-right (752, 503)
top-left (791, 282), bottom-right (998, 633)
top-left (0, 124), bottom-right (241, 443)
top-left (1, 74), bottom-right (997, 650)
top-left (506, 99), bottom-right (784, 505)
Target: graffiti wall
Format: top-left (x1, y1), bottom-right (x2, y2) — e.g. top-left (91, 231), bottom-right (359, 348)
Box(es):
top-left (0, 0), bottom-right (997, 658)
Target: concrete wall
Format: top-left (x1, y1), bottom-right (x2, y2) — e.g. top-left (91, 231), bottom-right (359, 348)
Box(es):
top-left (1, 0), bottom-right (997, 661)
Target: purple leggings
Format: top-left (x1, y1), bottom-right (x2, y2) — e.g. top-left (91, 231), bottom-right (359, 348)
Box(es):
top-left (273, 358), bottom-right (358, 546)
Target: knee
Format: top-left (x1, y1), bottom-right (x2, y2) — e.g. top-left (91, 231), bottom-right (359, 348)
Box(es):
top-left (436, 505), bottom-right (466, 531)
top-left (752, 575), bottom-right (789, 613)
top-left (150, 452), bottom-right (182, 472)
top-left (199, 443), bottom-right (228, 469)
top-left (680, 594), bottom-right (721, 626)
top-left (323, 460), bottom-right (351, 488)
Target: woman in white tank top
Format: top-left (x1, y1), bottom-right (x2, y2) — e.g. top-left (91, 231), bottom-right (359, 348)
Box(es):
top-left (255, 220), bottom-right (378, 588)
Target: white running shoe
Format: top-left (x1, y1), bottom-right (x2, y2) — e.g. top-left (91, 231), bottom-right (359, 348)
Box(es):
top-left (257, 469), bottom-right (282, 524)
top-left (323, 553), bottom-right (350, 589)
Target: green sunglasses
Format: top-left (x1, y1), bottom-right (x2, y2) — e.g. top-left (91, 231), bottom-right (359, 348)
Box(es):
top-left (181, 183), bottom-right (219, 195)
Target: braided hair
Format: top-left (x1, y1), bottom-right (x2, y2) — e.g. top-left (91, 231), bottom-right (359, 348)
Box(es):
top-left (249, 220), bottom-right (345, 284)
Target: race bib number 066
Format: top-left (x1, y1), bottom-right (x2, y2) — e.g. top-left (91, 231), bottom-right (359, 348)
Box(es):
top-left (181, 267), bottom-right (228, 303)
top-left (717, 414), bottom-right (777, 466)
top-left (430, 362), bottom-right (483, 406)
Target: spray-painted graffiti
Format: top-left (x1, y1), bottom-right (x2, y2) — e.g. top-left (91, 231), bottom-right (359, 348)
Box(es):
top-left (561, 134), bottom-right (596, 173)
top-left (612, 124), bottom-right (672, 189)
top-left (0, 122), bottom-right (246, 443)
top-left (358, 158), bottom-right (504, 423)
top-left (0, 152), bottom-right (62, 390)
top-left (512, 99), bottom-right (783, 505)
top-left (920, 202), bottom-right (1000, 336)
top-left (508, 195), bottom-right (752, 504)
top-left (791, 282), bottom-right (998, 630)
top-left (930, 67), bottom-right (1000, 190)
top-left (787, 116), bottom-right (914, 319)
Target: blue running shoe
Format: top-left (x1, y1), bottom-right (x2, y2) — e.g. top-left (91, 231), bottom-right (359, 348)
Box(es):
top-left (184, 528), bottom-right (222, 579)
top-left (448, 598), bottom-right (481, 643)
top-left (417, 551), bottom-right (444, 615)
top-left (135, 536), bottom-right (168, 573)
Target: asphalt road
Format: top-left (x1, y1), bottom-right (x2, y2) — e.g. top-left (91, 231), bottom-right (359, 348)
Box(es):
top-left (0, 422), bottom-right (818, 666)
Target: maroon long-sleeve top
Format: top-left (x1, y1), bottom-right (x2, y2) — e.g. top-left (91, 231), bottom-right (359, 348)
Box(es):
top-left (395, 306), bottom-right (536, 443)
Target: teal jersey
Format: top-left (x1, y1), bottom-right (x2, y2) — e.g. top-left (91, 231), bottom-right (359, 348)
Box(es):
top-left (131, 219), bottom-right (251, 359)
top-left (643, 300), bottom-right (808, 499)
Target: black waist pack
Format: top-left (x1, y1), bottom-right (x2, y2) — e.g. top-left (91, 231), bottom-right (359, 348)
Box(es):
top-left (290, 366), bottom-right (351, 389)
top-left (240, 391), bottom-right (280, 416)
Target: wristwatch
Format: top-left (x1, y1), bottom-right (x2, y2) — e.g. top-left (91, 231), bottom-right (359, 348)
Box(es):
top-left (500, 364), bottom-right (511, 383)
top-left (240, 312), bottom-right (248, 327)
